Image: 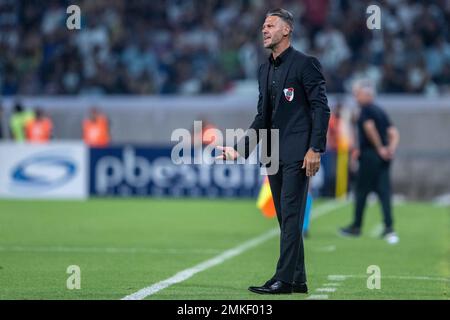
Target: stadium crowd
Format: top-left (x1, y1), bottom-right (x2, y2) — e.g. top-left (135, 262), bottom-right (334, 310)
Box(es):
top-left (0, 0), bottom-right (449, 95)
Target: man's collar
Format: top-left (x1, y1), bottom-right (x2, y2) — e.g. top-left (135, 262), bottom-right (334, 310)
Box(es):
top-left (269, 46), bottom-right (293, 65)
top-left (360, 102), bottom-right (374, 108)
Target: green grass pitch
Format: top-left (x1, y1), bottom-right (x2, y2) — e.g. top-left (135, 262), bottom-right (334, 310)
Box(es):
top-left (0, 198), bottom-right (448, 300)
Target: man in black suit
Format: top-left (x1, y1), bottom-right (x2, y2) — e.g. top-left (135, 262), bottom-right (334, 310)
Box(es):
top-left (217, 8), bottom-right (330, 294)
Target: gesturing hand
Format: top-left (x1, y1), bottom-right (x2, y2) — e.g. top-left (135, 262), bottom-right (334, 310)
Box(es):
top-left (215, 146), bottom-right (240, 161)
top-left (302, 148), bottom-right (321, 177)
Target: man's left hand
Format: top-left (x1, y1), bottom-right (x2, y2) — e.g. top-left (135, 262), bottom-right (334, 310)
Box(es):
top-left (302, 148), bottom-right (321, 177)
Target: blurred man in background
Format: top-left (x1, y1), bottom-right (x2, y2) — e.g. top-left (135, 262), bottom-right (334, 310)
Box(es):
top-left (321, 102), bottom-right (342, 197)
top-left (192, 117), bottom-right (220, 147)
top-left (340, 79), bottom-right (400, 243)
top-left (25, 108), bottom-right (53, 143)
top-left (83, 107), bottom-right (111, 147)
top-left (9, 102), bottom-right (35, 142)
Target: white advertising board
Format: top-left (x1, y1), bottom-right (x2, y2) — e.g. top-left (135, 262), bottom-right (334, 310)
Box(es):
top-left (0, 142), bottom-right (88, 199)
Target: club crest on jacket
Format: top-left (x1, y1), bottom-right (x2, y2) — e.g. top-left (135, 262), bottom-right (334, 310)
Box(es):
top-left (283, 88), bottom-right (294, 102)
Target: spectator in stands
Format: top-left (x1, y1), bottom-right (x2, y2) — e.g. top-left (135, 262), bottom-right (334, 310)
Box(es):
top-left (25, 108), bottom-right (53, 143)
top-left (9, 102), bottom-right (35, 142)
top-left (83, 107), bottom-right (111, 147)
top-left (0, 1), bottom-right (449, 95)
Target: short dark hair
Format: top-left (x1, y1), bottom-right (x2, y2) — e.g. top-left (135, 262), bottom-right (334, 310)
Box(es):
top-left (266, 8), bottom-right (294, 34)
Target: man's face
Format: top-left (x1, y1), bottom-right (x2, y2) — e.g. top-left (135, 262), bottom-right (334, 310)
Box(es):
top-left (353, 87), bottom-right (373, 106)
top-left (262, 15), bottom-right (290, 49)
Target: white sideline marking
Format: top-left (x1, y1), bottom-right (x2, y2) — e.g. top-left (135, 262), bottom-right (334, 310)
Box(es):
top-left (327, 275), bottom-right (347, 281)
top-left (121, 228), bottom-right (279, 300)
top-left (122, 200), bottom-right (349, 300)
top-left (314, 276), bottom-right (347, 299)
top-left (0, 246), bottom-right (221, 255)
top-left (315, 287), bottom-right (336, 293)
top-left (307, 294), bottom-right (328, 300)
top-left (314, 277), bottom-right (346, 299)
top-left (322, 283), bottom-right (341, 287)
top-left (310, 272), bottom-right (450, 300)
top-left (328, 274), bottom-right (450, 282)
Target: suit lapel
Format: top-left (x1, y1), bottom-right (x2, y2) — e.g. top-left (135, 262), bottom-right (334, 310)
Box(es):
top-left (272, 52), bottom-right (295, 120)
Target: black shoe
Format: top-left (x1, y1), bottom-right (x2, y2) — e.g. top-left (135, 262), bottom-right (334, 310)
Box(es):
top-left (262, 278), bottom-right (276, 288)
top-left (339, 225), bottom-right (361, 237)
top-left (248, 280), bottom-right (292, 294)
top-left (248, 278), bottom-right (275, 293)
top-left (292, 282), bottom-right (308, 294)
top-left (380, 227), bottom-right (394, 238)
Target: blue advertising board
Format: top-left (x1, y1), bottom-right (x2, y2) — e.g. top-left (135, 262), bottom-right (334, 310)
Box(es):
top-left (89, 146), bottom-right (263, 197)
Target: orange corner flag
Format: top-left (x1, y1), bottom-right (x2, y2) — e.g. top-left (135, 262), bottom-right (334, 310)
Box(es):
top-left (256, 177), bottom-right (276, 218)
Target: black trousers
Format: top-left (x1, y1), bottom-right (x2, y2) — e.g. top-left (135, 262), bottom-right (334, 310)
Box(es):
top-left (353, 149), bottom-right (393, 229)
top-left (268, 160), bottom-right (309, 284)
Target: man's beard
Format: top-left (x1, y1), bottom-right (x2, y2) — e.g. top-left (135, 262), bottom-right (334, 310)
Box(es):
top-left (265, 40), bottom-right (278, 50)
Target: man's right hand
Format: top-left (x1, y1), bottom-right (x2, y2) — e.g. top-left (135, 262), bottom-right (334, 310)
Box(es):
top-left (377, 146), bottom-right (393, 161)
top-left (387, 144), bottom-right (397, 158)
top-left (215, 146), bottom-right (240, 160)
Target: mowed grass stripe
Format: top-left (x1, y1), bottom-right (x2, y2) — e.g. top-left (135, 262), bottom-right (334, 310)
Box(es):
top-left (0, 199), bottom-right (279, 299)
top-left (0, 199), bottom-right (447, 300)
top-left (149, 201), bottom-right (448, 300)
top-left (123, 201), bottom-right (348, 300)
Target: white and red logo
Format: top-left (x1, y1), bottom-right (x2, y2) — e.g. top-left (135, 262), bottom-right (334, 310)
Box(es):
top-left (283, 87), bottom-right (294, 102)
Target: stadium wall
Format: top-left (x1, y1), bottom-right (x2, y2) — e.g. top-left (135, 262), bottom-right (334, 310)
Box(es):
top-left (1, 95), bottom-right (449, 200)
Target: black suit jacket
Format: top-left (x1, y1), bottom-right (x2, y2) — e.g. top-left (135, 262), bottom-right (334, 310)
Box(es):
top-left (236, 48), bottom-right (330, 164)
